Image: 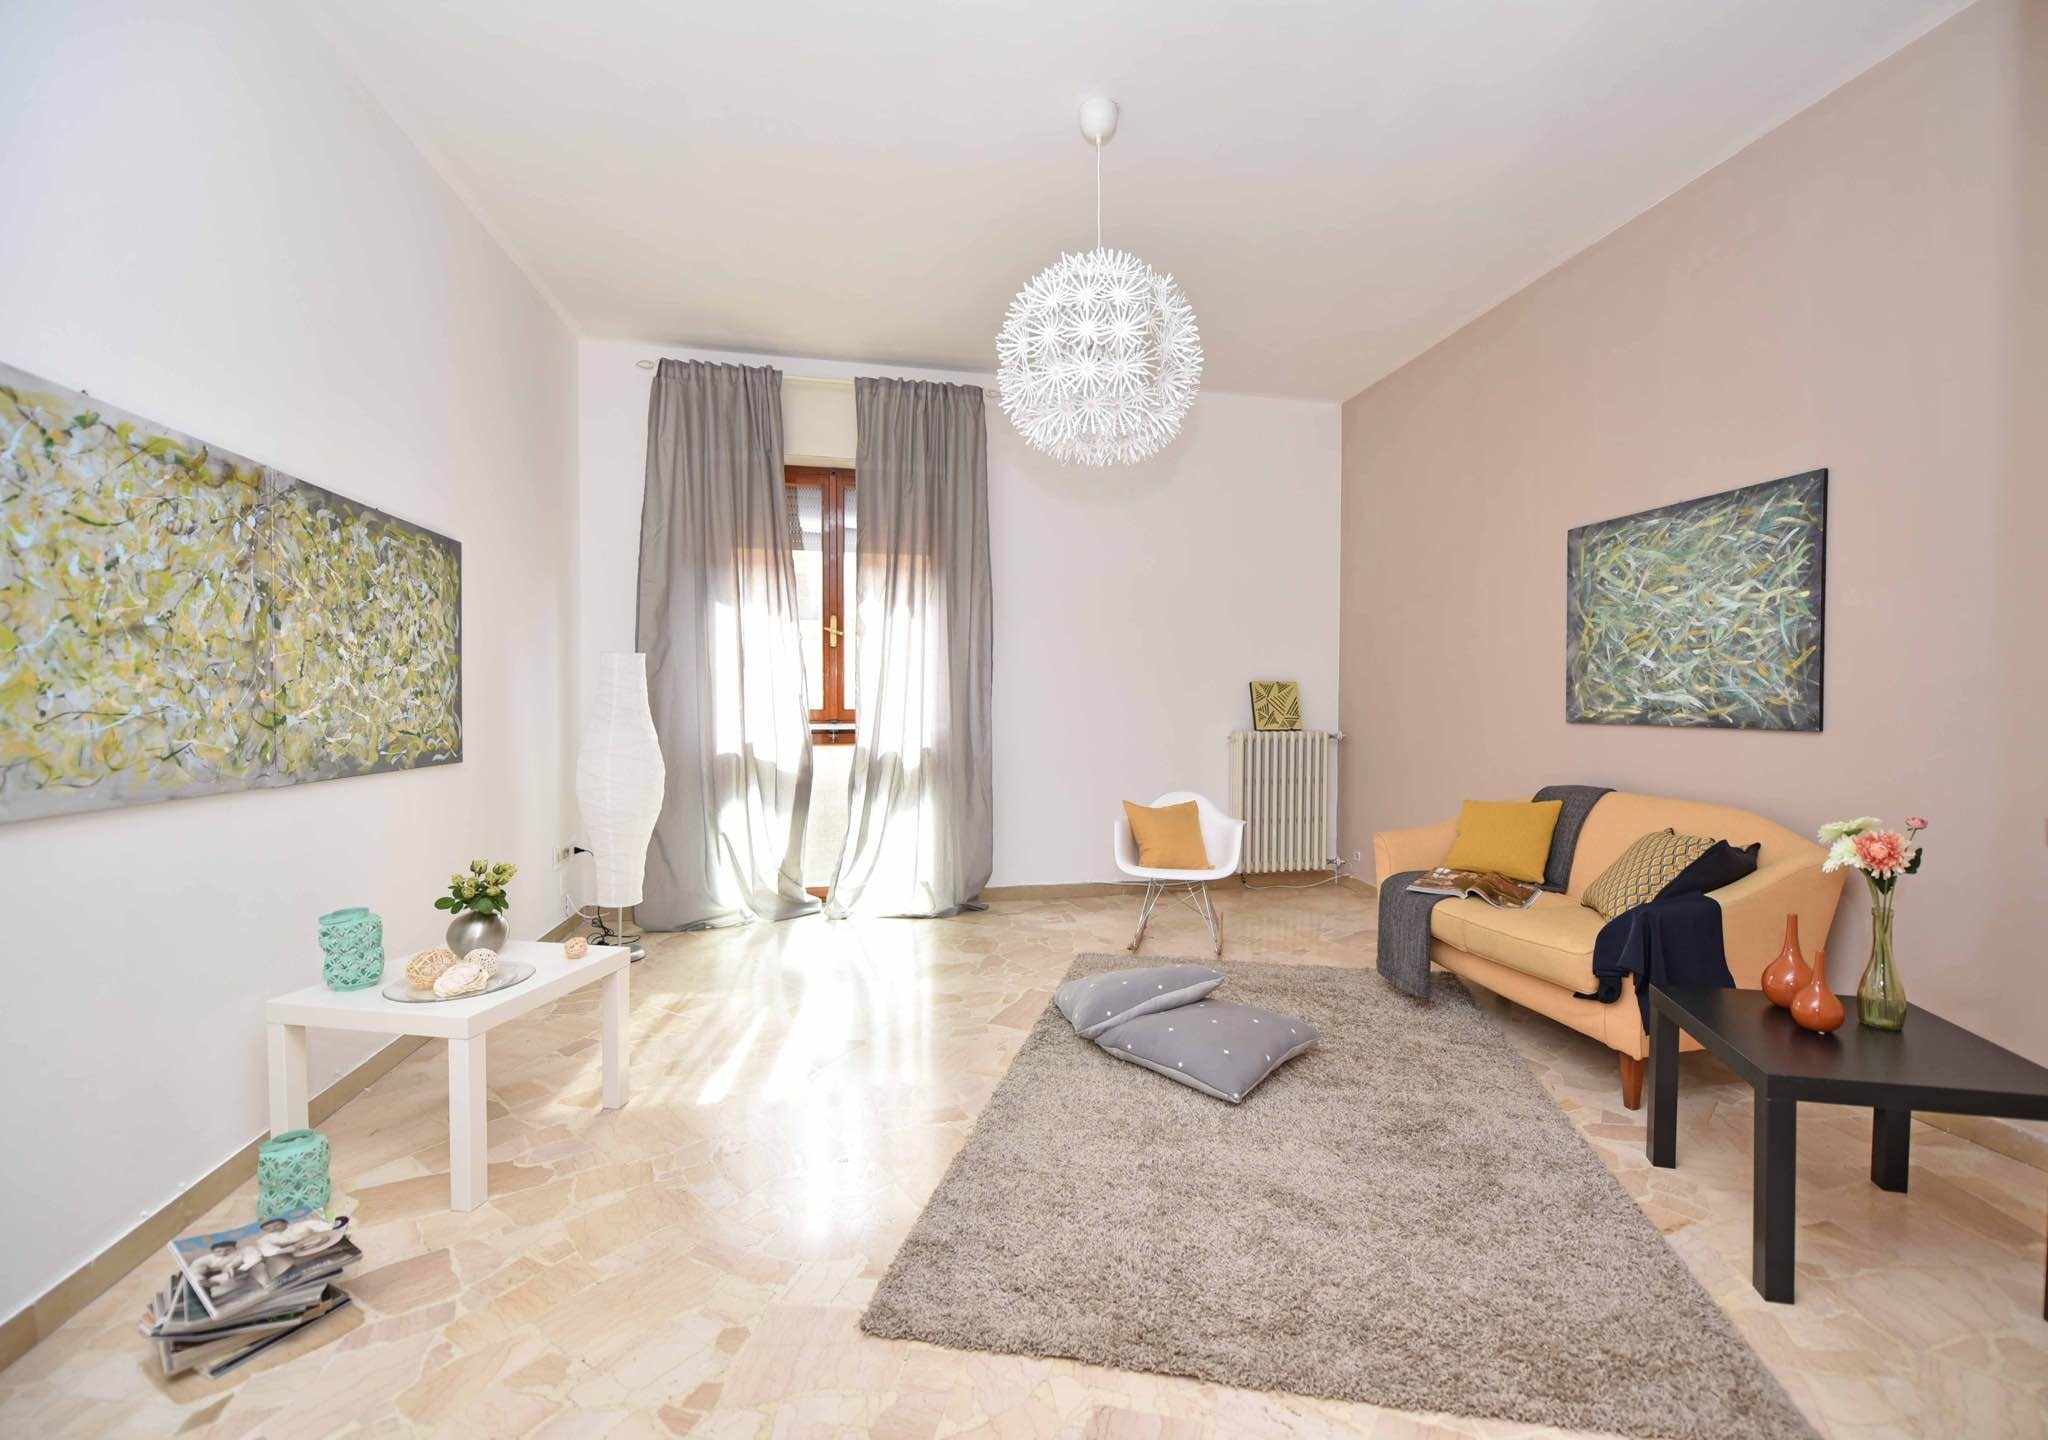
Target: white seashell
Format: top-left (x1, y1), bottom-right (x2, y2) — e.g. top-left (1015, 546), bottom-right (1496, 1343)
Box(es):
top-left (434, 961), bottom-right (491, 997)
top-left (462, 947), bottom-right (498, 975)
top-left (405, 946), bottom-right (459, 990)
top-left (563, 936), bottom-right (589, 960)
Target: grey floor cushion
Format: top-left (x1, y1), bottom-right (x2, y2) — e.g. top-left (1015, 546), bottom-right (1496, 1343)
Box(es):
top-left (1053, 962), bottom-right (1223, 1040)
top-left (1095, 997), bottom-right (1317, 1103)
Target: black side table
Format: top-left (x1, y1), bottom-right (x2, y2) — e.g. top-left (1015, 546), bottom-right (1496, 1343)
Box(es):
top-left (1646, 985), bottom-right (2048, 1312)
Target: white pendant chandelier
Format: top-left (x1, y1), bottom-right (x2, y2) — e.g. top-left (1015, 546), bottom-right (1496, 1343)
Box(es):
top-left (996, 98), bottom-right (1202, 467)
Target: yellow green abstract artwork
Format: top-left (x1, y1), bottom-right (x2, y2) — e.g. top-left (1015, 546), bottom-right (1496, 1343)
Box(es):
top-left (1249, 680), bottom-right (1302, 732)
top-left (1566, 471), bottom-right (1826, 731)
top-left (0, 361), bottom-right (461, 822)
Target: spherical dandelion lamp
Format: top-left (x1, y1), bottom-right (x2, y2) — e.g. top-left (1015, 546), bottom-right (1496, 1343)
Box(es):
top-left (996, 98), bottom-right (1202, 467)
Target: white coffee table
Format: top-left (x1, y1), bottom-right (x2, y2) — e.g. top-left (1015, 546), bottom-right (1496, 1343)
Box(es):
top-left (265, 940), bottom-right (629, 1211)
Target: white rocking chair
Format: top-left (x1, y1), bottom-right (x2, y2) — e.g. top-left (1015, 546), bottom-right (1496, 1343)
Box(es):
top-left (1112, 791), bottom-right (1247, 959)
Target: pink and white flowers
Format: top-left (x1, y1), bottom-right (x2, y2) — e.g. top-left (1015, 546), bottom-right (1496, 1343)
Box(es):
top-left (1819, 815), bottom-right (1925, 1029)
top-left (1851, 829), bottom-right (1910, 877)
top-left (1818, 815), bottom-right (1926, 892)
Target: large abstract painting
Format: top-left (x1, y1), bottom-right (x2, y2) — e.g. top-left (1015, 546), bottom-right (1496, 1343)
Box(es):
top-left (1566, 470), bottom-right (1826, 731)
top-left (0, 361), bottom-right (461, 823)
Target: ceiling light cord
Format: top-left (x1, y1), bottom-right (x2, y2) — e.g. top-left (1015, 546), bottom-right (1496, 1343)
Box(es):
top-left (1094, 138), bottom-right (1103, 251)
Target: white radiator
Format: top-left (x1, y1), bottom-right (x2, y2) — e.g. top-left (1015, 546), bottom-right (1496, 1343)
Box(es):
top-left (1228, 729), bottom-right (1341, 875)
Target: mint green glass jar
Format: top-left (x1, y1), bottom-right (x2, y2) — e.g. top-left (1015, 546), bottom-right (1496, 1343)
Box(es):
top-left (257, 1128), bottom-right (332, 1219)
top-left (318, 907), bottom-right (385, 991)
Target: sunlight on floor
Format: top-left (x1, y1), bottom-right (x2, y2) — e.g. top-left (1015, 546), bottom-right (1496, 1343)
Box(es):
top-left (3, 886), bottom-right (2043, 1438)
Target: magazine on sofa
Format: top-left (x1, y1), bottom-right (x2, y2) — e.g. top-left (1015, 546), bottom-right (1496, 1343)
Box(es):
top-left (1404, 868), bottom-right (1540, 909)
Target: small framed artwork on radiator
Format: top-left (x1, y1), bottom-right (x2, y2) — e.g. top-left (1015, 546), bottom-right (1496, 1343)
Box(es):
top-left (1249, 681), bottom-right (1302, 732)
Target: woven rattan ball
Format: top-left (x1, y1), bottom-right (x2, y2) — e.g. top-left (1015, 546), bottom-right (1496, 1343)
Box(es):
top-left (404, 946), bottom-right (459, 990)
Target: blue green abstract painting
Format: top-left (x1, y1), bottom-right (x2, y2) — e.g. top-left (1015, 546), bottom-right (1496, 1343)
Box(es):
top-left (1566, 471), bottom-right (1826, 731)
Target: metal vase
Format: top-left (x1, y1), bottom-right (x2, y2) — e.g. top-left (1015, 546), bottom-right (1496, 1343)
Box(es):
top-left (445, 911), bottom-right (508, 957)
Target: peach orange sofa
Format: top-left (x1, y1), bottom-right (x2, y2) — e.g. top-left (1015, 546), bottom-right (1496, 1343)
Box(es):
top-left (1374, 792), bottom-right (1845, 1109)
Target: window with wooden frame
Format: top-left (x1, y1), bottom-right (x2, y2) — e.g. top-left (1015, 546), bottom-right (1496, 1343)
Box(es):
top-left (785, 466), bottom-right (856, 743)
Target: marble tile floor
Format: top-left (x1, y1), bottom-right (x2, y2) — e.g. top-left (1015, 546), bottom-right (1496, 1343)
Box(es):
top-left (2, 885), bottom-right (2045, 1439)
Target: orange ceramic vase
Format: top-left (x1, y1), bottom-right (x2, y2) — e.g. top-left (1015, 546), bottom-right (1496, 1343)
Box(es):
top-left (1760, 913), bottom-right (1811, 1008)
top-left (1790, 946), bottom-right (1846, 1033)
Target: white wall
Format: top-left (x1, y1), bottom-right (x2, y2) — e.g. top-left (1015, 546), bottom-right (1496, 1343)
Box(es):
top-left (0, 0), bottom-right (579, 1324)
top-left (578, 342), bottom-right (1343, 886)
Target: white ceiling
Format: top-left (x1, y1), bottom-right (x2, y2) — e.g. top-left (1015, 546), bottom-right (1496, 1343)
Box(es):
top-left (306, 0), bottom-right (1969, 400)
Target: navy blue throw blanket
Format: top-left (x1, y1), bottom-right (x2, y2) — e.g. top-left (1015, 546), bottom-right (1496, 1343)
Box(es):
top-left (1575, 893), bottom-right (1734, 1032)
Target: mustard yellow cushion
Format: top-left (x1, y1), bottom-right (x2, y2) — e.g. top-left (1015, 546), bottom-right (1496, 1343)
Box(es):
top-left (1124, 800), bottom-right (1210, 870)
top-left (1442, 799), bottom-right (1563, 883)
top-left (1580, 829), bottom-right (1715, 920)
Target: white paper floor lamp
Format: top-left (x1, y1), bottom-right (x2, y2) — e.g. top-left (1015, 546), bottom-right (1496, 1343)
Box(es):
top-left (577, 652), bottom-right (666, 961)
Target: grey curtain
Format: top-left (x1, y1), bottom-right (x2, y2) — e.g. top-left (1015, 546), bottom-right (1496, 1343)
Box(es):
top-left (636, 360), bottom-right (817, 928)
top-left (827, 377), bottom-right (993, 917)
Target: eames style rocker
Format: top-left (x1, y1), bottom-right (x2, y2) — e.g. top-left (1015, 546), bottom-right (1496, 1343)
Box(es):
top-left (1113, 791), bottom-right (1247, 958)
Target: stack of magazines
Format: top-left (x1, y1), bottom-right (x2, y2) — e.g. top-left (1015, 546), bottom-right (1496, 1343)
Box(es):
top-left (139, 1209), bottom-right (360, 1379)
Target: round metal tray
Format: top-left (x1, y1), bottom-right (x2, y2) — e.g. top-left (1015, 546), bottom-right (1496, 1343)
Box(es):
top-left (381, 960), bottom-right (535, 1004)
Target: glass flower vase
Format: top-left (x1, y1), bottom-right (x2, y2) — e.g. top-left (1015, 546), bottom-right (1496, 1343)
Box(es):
top-left (1855, 887), bottom-right (1907, 1030)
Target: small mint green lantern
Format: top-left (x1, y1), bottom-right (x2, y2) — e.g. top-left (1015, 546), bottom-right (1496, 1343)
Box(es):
top-left (257, 1128), bottom-right (332, 1219)
top-left (318, 907), bottom-right (384, 991)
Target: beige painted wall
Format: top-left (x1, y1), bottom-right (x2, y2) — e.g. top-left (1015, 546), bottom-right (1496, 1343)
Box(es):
top-left (1338, 0), bottom-right (2047, 1064)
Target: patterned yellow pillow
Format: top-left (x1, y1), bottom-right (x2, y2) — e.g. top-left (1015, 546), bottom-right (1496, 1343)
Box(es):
top-left (1581, 829), bottom-right (1716, 920)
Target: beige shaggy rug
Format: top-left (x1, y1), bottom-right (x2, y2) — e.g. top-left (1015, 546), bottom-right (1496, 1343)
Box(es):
top-left (862, 954), bottom-right (1815, 1440)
